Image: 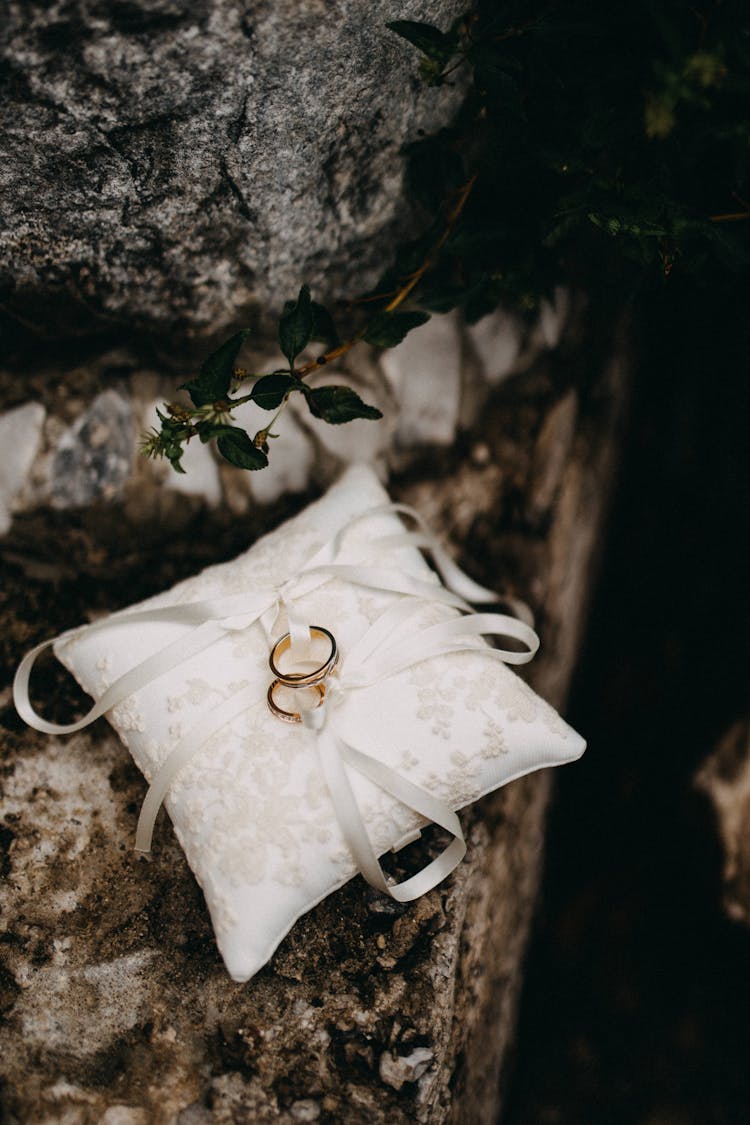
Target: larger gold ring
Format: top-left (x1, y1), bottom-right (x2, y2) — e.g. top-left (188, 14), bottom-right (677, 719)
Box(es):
top-left (267, 679), bottom-right (327, 724)
top-left (269, 626), bottom-right (338, 687)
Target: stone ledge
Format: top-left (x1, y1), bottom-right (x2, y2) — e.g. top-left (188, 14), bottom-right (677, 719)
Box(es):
top-left (0, 330), bottom-right (628, 1121)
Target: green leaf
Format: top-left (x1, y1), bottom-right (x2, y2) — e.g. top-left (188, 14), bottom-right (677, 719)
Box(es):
top-left (197, 422), bottom-right (228, 444)
top-left (446, 224), bottom-right (511, 256)
top-left (279, 285), bottom-right (313, 367)
top-left (155, 406), bottom-right (189, 435)
top-left (306, 385), bottom-right (383, 424)
top-left (418, 56), bottom-right (447, 86)
top-left (250, 373), bottom-right (296, 410)
top-left (164, 446), bottom-right (186, 473)
top-left (179, 329), bottom-right (251, 407)
top-left (155, 407), bottom-right (193, 471)
top-left (310, 301), bottom-right (340, 348)
top-left (216, 427), bottom-right (269, 470)
top-left (363, 310), bottom-right (430, 348)
top-left (387, 20), bottom-right (457, 65)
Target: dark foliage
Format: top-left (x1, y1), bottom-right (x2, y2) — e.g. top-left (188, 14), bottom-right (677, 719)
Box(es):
top-left (148, 2), bottom-right (749, 474)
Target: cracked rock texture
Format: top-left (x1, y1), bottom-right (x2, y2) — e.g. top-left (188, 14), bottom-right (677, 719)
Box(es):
top-left (0, 325), bottom-right (629, 1122)
top-left (0, 0), bottom-right (463, 338)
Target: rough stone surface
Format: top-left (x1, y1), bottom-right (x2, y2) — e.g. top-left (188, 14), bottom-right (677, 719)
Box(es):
top-left (0, 326), bottom-right (629, 1122)
top-left (380, 1047), bottom-right (435, 1091)
top-left (0, 7), bottom-right (628, 1115)
top-left (465, 310), bottom-right (524, 387)
top-left (51, 389), bottom-right (135, 509)
top-left (0, 305), bottom-right (562, 531)
top-left (382, 312), bottom-right (463, 452)
top-left (0, 401), bottom-right (45, 534)
top-left (381, 313), bottom-right (463, 449)
top-left (0, 0), bottom-right (464, 338)
top-left (695, 718), bottom-right (750, 926)
top-left (533, 286), bottom-right (571, 351)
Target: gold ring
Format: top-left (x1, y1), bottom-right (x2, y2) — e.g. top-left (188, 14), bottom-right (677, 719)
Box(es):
top-left (267, 679), bottom-right (327, 724)
top-left (269, 626), bottom-right (338, 687)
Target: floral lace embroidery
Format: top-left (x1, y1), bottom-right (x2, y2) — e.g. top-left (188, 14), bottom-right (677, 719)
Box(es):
top-left (110, 698), bottom-right (146, 734)
top-left (52, 474), bottom-right (580, 970)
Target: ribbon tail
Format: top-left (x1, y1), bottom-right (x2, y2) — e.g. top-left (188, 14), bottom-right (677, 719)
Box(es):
top-left (325, 500), bottom-right (534, 622)
top-left (351, 610), bottom-right (540, 688)
top-left (136, 687), bottom-right (260, 852)
top-left (301, 564), bottom-right (473, 613)
top-left (313, 726), bottom-right (465, 903)
top-left (283, 599), bottom-right (314, 656)
top-left (14, 620), bottom-right (228, 737)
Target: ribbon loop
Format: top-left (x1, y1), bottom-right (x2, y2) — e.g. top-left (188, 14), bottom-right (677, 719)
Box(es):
top-left (14, 501), bottom-right (531, 738)
top-left (329, 501), bottom-right (514, 611)
top-left (14, 620), bottom-right (227, 737)
top-left (306, 707), bottom-right (466, 902)
top-left (283, 594), bottom-right (539, 901)
top-left (14, 497), bottom-right (540, 910)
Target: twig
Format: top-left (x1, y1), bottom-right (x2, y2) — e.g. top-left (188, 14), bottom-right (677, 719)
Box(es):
top-left (383, 173), bottom-right (478, 314)
top-left (294, 172), bottom-right (478, 379)
top-left (709, 212), bottom-right (750, 223)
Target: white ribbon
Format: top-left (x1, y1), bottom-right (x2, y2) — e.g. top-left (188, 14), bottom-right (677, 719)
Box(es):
top-left (296, 600), bottom-right (538, 899)
top-left (133, 599), bottom-right (538, 902)
top-left (310, 715), bottom-right (468, 902)
top-left (13, 502), bottom-right (539, 901)
top-left (14, 502), bottom-right (520, 736)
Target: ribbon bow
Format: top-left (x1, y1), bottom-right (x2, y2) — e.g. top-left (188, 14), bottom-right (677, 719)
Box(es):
top-left (13, 501), bottom-right (539, 899)
top-left (136, 600), bottom-right (539, 897)
top-left (14, 502), bottom-right (512, 738)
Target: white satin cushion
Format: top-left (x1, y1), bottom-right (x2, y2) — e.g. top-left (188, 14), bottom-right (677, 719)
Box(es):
top-left (50, 464), bottom-right (584, 981)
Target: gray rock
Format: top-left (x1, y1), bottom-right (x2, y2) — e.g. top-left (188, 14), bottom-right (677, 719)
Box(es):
top-left (0, 400), bottom-right (45, 534)
top-left (381, 312), bottom-right (462, 449)
top-left (0, 0), bottom-right (463, 337)
top-left (532, 285), bottom-right (572, 350)
top-left (290, 1100), bottom-right (322, 1122)
top-left (51, 389), bottom-right (134, 508)
top-left (380, 1047), bottom-right (435, 1091)
top-left (695, 719), bottom-right (750, 926)
top-left (466, 308), bottom-right (525, 386)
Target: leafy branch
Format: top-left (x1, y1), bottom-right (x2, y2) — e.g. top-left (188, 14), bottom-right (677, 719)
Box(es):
top-left (141, 172), bottom-right (477, 474)
top-left (144, 2), bottom-right (749, 477)
top-left (385, 4), bottom-right (749, 317)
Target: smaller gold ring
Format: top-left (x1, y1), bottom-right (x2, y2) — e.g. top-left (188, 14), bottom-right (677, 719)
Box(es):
top-left (267, 679), bottom-right (326, 724)
top-left (269, 626), bottom-right (338, 687)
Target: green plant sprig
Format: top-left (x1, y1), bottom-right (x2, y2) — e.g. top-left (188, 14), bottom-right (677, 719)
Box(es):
top-left (141, 173), bottom-right (477, 474)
